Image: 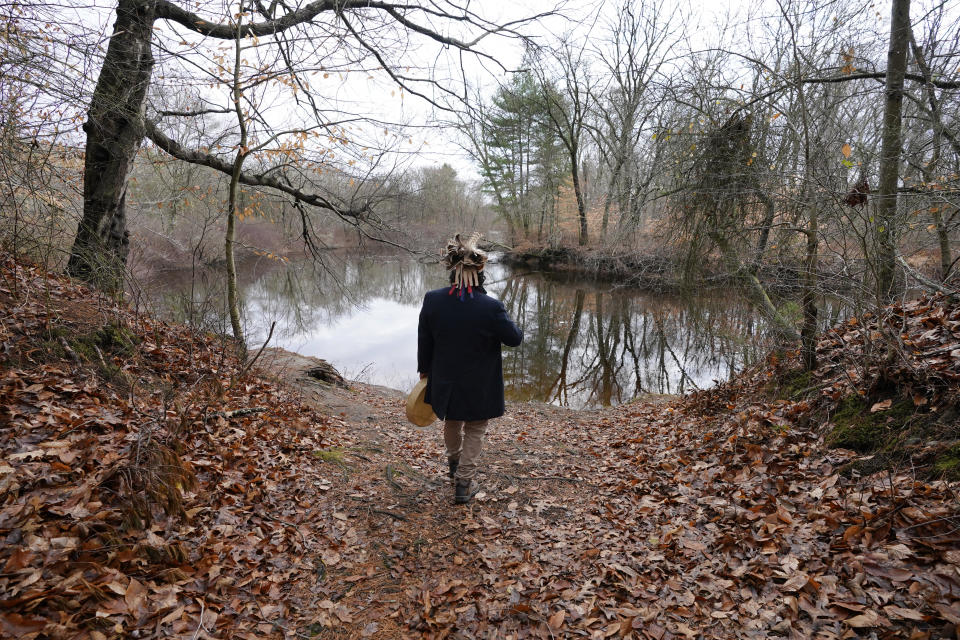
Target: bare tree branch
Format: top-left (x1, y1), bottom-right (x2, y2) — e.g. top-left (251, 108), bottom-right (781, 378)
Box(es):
top-left (144, 119), bottom-right (368, 219)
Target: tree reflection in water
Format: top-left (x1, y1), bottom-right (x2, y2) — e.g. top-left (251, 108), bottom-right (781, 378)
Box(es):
top-left (498, 271), bottom-right (771, 408)
top-left (240, 254), bottom-right (437, 341)
top-left (140, 252), bottom-right (439, 340)
top-left (141, 253), bottom-right (772, 407)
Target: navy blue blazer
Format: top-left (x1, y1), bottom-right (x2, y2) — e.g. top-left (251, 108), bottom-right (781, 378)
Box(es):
top-left (417, 287), bottom-right (523, 421)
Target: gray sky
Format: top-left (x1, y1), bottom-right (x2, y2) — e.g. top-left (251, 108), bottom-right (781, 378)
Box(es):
top-left (44, 0), bottom-right (912, 183)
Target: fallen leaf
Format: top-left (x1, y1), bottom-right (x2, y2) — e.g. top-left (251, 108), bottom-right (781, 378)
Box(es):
top-left (548, 609), bottom-right (565, 629)
top-left (884, 605), bottom-right (925, 621)
top-left (846, 610), bottom-right (880, 627)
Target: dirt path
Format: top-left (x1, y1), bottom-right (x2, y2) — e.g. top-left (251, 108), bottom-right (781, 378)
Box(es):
top-left (261, 351), bottom-right (618, 638)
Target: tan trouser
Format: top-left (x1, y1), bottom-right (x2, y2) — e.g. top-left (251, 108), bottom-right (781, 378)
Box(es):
top-left (444, 419), bottom-right (488, 482)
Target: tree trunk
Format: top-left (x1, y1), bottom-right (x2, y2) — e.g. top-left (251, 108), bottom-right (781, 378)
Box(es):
top-left (571, 158), bottom-right (588, 246)
top-left (67, 0), bottom-right (157, 289)
top-left (600, 190), bottom-right (612, 242)
top-left (225, 178), bottom-right (243, 345)
top-left (547, 182), bottom-right (558, 248)
top-left (712, 233), bottom-right (800, 341)
top-left (874, 0), bottom-right (911, 302)
top-left (800, 211), bottom-right (818, 370)
top-left (537, 196), bottom-right (546, 242)
top-left (601, 155), bottom-right (625, 243)
top-left (751, 189), bottom-right (777, 273)
top-left (909, 34), bottom-right (952, 283)
top-left (936, 212), bottom-right (952, 281)
top-left (226, 6), bottom-right (246, 346)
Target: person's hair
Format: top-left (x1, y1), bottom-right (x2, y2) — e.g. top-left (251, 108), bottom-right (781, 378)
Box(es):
top-left (449, 269), bottom-right (485, 286)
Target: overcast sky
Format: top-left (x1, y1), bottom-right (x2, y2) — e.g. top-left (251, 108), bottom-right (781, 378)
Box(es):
top-left (57, 0), bottom-right (743, 177)
top-left (49, 0), bottom-right (914, 183)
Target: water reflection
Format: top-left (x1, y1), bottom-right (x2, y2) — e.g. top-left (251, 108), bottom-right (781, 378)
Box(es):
top-left (138, 252), bottom-right (772, 408)
top-left (498, 272), bottom-right (768, 407)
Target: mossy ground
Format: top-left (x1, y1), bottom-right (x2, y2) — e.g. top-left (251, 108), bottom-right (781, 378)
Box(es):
top-left (827, 395), bottom-right (916, 452)
top-left (824, 393), bottom-right (960, 480)
top-left (776, 368), bottom-right (814, 401)
top-left (313, 447), bottom-right (346, 463)
top-left (932, 443), bottom-right (960, 480)
top-left (765, 361), bottom-right (958, 480)
top-left (38, 319), bottom-right (139, 381)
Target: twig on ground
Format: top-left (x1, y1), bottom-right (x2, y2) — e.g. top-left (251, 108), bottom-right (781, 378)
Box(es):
top-left (372, 508), bottom-right (408, 521)
top-left (385, 465), bottom-right (403, 490)
top-left (57, 336), bottom-right (82, 365)
top-left (237, 320), bottom-right (276, 382)
top-left (207, 407), bottom-right (268, 420)
top-left (257, 511), bottom-right (308, 545)
top-left (191, 599), bottom-right (206, 640)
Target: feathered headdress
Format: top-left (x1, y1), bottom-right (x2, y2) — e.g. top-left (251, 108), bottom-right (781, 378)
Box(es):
top-left (441, 232), bottom-right (488, 300)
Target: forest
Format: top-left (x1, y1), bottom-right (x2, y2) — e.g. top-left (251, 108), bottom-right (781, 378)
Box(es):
top-left (2, 0), bottom-right (959, 361)
top-left (1, 0), bottom-right (960, 638)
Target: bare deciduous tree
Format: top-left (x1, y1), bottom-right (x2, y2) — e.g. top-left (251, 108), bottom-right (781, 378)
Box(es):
top-left (65, 0), bottom-right (551, 292)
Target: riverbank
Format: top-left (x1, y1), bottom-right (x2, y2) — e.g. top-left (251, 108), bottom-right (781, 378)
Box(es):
top-left (2, 251), bottom-right (959, 638)
top-left (501, 245), bottom-right (679, 290)
top-left (500, 244), bottom-right (943, 298)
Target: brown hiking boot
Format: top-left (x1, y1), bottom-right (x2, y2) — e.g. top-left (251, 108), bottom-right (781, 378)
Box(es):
top-left (454, 479), bottom-right (471, 504)
top-left (448, 457), bottom-right (459, 479)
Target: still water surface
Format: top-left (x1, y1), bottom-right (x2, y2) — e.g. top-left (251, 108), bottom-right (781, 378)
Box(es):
top-left (142, 252), bottom-right (773, 408)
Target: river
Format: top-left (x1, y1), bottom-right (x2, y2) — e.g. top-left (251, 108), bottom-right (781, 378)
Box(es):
top-left (136, 251), bottom-right (777, 408)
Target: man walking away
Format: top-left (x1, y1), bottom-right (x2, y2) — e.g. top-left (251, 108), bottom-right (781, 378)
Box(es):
top-left (417, 233), bottom-right (523, 504)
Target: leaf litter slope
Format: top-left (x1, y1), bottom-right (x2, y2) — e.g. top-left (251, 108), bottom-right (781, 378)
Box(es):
top-left (0, 253), bottom-right (343, 639)
top-left (2, 251), bottom-right (959, 639)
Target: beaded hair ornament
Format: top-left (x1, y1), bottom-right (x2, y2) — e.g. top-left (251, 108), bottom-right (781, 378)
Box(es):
top-left (441, 232), bottom-right (487, 300)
